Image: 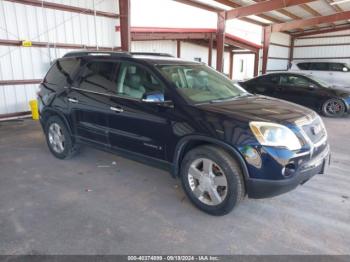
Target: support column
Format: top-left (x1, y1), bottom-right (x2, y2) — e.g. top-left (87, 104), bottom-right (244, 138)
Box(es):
top-left (208, 33), bottom-right (213, 67)
top-left (288, 36), bottom-right (295, 69)
top-left (119, 0), bottom-right (130, 52)
top-left (254, 51), bottom-right (259, 77)
top-left (216, 11), bottom-right (226, 72)
top-left (229, 51), bottom-right (234, 79)
top-left (262, 26), bottom-right (271, 74)
top-left (177, 40), bottom-right (181, 58)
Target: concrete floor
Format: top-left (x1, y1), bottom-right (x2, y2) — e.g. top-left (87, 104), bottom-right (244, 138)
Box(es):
top-left (0, 117), bottom-right (349, 255)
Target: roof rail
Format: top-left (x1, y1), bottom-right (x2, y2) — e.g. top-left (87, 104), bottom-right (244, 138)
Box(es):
top-left (63, 51), bottom-right (131, 58)
top-left (130, 52), bottom-right (174, 57)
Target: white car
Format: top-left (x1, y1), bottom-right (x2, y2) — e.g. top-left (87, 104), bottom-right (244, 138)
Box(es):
top-left (289, 61), bottom-right (350, 88)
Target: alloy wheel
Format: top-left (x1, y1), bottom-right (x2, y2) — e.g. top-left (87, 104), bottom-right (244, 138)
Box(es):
top-left (188, 158), bottom-right (228, 206)
top-left (48, 123), bottom-right (65, 154)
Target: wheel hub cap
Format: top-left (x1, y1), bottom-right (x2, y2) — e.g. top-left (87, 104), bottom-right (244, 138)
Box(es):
top-left (188, 158), bottom-right (228, 206)
top-left (48, 123), bottom-right (65, 154)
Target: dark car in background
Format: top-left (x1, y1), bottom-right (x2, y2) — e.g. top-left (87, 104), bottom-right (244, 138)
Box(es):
top-left (240, 72), bottom-right (350, 117)
top-left (38, 52), bottom-right (330, 215)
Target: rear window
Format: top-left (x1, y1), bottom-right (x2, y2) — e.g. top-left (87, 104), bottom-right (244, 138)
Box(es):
top-left (45, 58), bottom-right (81, 86)
top-left (328, 63), bottom-right (350, 72)
top-left (297, 63), bottom-right (311, 70)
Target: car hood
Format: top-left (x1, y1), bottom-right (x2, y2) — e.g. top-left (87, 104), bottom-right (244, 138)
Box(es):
top-left (197, 95), bottom-right (315, 124)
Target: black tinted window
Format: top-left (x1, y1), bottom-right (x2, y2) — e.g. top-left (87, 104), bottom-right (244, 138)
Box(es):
top-left (262, 75), bottom-right (280, 84)
top-left (280, 75), bottom-right (312, 87)
top-left (310, 63), bottom-right (329, 71)
top-left (78, 61), bottom-right (119, 94)
top-left (117, 62), bottom-right (164, 99)
top-left (297, 63), bottom-right (310, 70)
top-left (328, 63), bottom-right (349, 72)
top-left (45, 58), bottom-right (80, 86)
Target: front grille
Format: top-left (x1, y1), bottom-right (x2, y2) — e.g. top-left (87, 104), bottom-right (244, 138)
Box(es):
top-left (297, 114), bottom-right (327, 145)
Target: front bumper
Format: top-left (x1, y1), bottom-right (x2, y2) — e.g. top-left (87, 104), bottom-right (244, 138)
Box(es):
top-left (246, 144), bottom-right (331, 199)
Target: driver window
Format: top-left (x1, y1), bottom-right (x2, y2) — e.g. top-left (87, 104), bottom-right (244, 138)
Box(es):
top-left (280, 75), bottom-right (312, 87)
top-left (116, 62), bottom-right (164, 100)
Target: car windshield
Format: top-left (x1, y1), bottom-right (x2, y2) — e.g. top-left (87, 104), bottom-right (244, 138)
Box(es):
top-left (157, 64), bottom-right (248, 104)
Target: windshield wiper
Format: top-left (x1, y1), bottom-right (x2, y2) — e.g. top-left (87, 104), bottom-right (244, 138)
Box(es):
top-left (210, 93), bottom-right (250, 103)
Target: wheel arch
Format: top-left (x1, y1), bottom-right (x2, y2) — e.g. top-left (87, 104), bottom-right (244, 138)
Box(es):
top-left (172, 135), bottom-right (250, 182)
top-left (41, 108), bottom-right (73, 136)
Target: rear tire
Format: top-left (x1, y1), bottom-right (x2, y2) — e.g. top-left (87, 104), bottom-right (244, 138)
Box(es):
top-left (322, 98), bottom-right (346, 117)
top-left (44, 116), bottom-right (78, 159)
top-left (180, 145), bottom-right (245, 216)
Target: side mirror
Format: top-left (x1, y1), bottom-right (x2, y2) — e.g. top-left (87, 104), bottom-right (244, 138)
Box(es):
top-left (308, 84), bottom-right (316, 90)
top-left (141, 92), bottom-right (174, 108)
top-left (142, 91), bottom-right (165, 102)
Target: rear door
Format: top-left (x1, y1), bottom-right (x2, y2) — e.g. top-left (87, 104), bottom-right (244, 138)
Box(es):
top-left (68, 59), bottom-right (119, 146)
top-left (245, 75), bottom-right (280, 97)
top-left (328, 62), bottom-right (350, 87)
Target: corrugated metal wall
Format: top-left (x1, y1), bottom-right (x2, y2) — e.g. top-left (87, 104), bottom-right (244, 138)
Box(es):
top-left (265, 32), bottom-right (291, 72)
top-left (132, 40), bottom-right (254, 80)
top-left (0, 0), bottom-right (120, 116)
top-left (293, 29), bottom-right (350, 65)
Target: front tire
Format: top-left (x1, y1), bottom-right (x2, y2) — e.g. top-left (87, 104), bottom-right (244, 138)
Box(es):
top-left (45, 116), bottom-right (77, 159)
top-left (180, 145), bottom-right (245, 216)
top-left (322, 98), bottom-right (346, 117)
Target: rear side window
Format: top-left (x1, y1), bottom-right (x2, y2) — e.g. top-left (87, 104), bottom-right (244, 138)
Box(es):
top-left (297, 63), bottom-right (311, 70)
top-left (310, 63), bottom-right (329, 71)
top-left (45, 58), bottom-right (80, 86)
top-left (78, 61), bottom-right (119, 94)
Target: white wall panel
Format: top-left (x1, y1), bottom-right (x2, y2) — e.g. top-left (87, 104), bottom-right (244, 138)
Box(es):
top-left (0, 0), bottom-right (120, 116)
top-left (131, 40), bottom-right (177, 56)
top-left (266, 32), bottom-right (290, 72)
top-left (267, 59), bottom-right (289, 71)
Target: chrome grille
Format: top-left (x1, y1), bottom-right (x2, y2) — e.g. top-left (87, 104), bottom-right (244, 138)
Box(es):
top-left (296, 114), bottom-right (327, 145)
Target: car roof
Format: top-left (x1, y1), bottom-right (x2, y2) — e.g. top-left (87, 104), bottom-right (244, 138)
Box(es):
top-left (62, 51), bottom-right (201, 65)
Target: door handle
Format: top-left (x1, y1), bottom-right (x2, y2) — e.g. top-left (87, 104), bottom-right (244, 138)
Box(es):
top-left (68, 98), bottom-right (79, 103)
top-left (110, 106), bottom-right (124, 113)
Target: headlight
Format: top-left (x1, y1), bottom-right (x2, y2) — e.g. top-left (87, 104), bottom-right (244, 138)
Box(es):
top-left (249, 121), bottom-right (302, 150)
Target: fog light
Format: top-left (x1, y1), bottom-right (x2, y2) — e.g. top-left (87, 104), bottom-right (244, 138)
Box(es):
top-left (282, 163), bottom-right (296, 177)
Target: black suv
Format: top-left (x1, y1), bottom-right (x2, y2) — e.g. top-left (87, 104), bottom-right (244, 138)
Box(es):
top-left (38, 51), bottom-right (330, 215)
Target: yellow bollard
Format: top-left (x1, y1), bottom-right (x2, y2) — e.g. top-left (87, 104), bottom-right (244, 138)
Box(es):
top-left (29, 100), bottom-right (39, 120)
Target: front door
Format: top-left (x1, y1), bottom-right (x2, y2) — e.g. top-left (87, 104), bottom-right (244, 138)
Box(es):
top-left (108, 61), bottom-right (173, 160)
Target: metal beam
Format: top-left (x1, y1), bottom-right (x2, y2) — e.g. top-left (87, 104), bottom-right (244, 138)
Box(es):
top-left (226, 0), bottom-right (315, 20)
top-left (130, 32), bottom-right (212, 41)
top-left (208, 33), bottom-right (213, 67)
top-left (216, 11), bottom-right (226, 72)
top-left (173, 0), bottom-right (223, 12)
top-left (174, 0), bottom-right (267, 26)
top-left (4, 0), bottom-right (119, 18)
top-left (229, 51), bottom-right (234, 79)
top-left (292, 23), bottom-right (350, 37)
top-left (119, 0), bottom-right (130, 52)
top-left (214, 0), bottom-right (284, 23)
top-left (254, 52), bottom-right (259, 77)
top-left (177, 40), bottom-right (181, 58)
top-left (272, 11), bottom-right (350, 32)
top-left (262, 27), bottom-right (271, 74)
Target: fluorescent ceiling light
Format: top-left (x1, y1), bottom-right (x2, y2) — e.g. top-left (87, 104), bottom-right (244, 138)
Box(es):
top-left (330, 0), bottom-right (350, 5)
